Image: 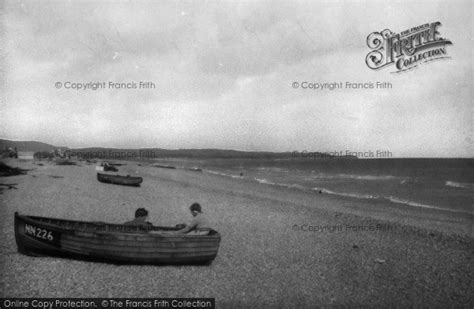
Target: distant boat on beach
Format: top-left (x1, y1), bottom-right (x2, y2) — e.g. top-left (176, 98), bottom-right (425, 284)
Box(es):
top-left (97, 173), bottom-right (143, 186)
top-left (154, 164), bottom-right (176, 169)
top-left (14, 212), bottom-right (221, 265)
top-left (96, 162), bottom-right (118, 172)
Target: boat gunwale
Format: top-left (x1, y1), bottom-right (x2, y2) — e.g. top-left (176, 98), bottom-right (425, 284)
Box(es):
top-left (15, 212), bottom-right (221, 239)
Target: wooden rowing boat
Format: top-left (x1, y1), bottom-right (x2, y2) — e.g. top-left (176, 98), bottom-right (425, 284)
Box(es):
top-left (14, 212), bottom-right (221, 265)
top-left (97, 173), bottom-right (143, 186)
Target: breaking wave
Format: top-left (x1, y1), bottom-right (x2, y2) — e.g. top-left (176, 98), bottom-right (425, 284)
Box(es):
top-left (206, 170), bottom-right (242, 178)
top-left (253, 177), bottom-right (473, 215)
top-left (310, 173), bottom-right (403, 181)
top-left (385, 197), bottom-right (472, 214)
top-left (445, 181), bottom-right (474, 189)
top-left (205, 169), bottom-right (473, 215)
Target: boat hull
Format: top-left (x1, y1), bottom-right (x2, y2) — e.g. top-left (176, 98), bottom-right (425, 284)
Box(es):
top-left (97, 173), bottom-right (143, 187)
top-left (14, 213), bottom-right (220, 265)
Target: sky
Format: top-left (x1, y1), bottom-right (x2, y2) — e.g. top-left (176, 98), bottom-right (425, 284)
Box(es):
top-left (1, 0), bottom-right (472, 157)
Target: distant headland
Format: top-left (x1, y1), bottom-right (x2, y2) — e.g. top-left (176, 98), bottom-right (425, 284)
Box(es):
top-left (0, 139), bottom-right (357, 160)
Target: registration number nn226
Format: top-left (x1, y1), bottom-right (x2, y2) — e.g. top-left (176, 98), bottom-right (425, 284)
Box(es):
top-left (25, 224), bottom-right (54, 241)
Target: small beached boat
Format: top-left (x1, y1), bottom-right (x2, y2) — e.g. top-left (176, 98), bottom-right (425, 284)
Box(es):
top-left (14, 212), bottom-right (221, 265)
top-left (97, 173), bottom-right (143, 186)
top-left (96, 163), bottom-right (118, 172)
top-left (154, 164), bottom-right (176, 169)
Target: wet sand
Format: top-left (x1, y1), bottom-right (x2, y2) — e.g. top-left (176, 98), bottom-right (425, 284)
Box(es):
top-left (0, 159), bottom-right (473, 307)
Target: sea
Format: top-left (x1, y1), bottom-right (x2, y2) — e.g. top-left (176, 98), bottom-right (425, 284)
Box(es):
top-left (176, 158), bottom-right (474, 215)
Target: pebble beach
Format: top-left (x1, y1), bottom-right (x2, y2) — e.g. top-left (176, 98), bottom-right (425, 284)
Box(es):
top-left (0, 158), bottom-right (473, 307)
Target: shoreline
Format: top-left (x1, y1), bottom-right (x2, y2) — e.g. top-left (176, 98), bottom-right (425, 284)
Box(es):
top-left (0, 158), bottom-right (473, 307)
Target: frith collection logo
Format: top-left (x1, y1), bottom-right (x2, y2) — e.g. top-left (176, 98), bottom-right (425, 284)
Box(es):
top-left (365, 22), bottom-right (452, 73)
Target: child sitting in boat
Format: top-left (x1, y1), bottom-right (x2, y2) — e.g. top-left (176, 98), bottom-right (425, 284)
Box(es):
top-left (175, 203), bottom-right (210, 234)
top-left (124, 208), bottom-right (153, 227)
